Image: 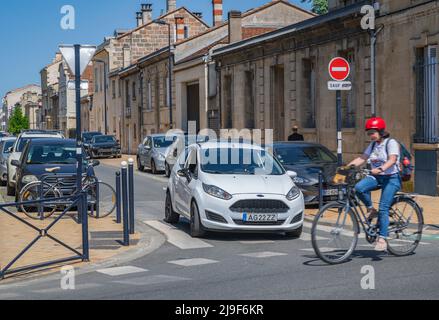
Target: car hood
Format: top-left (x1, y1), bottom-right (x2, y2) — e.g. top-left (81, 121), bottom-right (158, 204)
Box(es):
top-left (283, 162), bottom-right (338, 184)
top-left (202, 174), bottom-right (293, 196)
top-left (23, 164), bottom-right (83, 177)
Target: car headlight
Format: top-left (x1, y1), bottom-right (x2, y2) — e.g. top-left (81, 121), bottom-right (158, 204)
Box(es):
top-left (158, 153), bottom-right (165, 160)
top-left (292, 176), bottom-right (310, 184)
top-left (286, 185), bottom-right (301, 201)
top-left (22, 175), bottom-right (38, 184)
top-left (203, 183), bottom-right (232, 200)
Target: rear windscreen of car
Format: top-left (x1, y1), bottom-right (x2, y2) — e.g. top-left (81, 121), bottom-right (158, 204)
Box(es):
top-left (274, 146), bottom-right (337, 166)
top-left (2, 140), bottom-right (15, 153)
top-left (26, 144), bottom-right (77, 165)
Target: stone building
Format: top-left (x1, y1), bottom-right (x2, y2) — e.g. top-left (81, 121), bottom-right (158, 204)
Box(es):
top-left (2, 84), bottom-right (41, 129)
top-left (40, 53), bottom-right (63, 130)
top-left (19, 91), bottom-right (42, 129)
top-left (92, 1), bottom-right (209, 153)
top-left (210, 0), bottom-right (439, 195)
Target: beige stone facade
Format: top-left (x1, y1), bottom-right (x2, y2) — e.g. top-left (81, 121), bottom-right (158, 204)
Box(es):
top-left (40, 53), bottom-right (63, 130)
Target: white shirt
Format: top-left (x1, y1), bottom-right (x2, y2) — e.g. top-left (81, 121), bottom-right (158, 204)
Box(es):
top-left (364, 138), bottom-right (400, 176)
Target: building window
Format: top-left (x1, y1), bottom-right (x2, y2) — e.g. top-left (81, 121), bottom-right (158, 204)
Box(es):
top-left (112, 80), bottom-right (116, 99)
top-left (147, 81), bottom-right (152, 110)
top-left (415, 45), bottom-right (438, 143)
top-left (339, 49), bottom-right (356, 128)
top-left (118, 79), bottom-right (122, 97)
top-left (125, 80), bottom-right (131, 109)
top-left (184, 26), bottom-right (189, 39)
top-left (164, 75), bottom-right (170, 108)
top-left (223, 75), bottom-right (233, 128)
top-left (100, 66), bottom-right (104, 92)
top-left (94, 68), bottom-right (99, 93)
top-left (132, 81), bottom-right (137, 100)
top-left (301, 58), bottom-right (316, 129)
top-left (244, 70), bottom-right (255, 129)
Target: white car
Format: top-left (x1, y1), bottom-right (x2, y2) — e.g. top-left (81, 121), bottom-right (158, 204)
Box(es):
top-left (165, 140), bottom-right (305, 238)
top-left (6, 130), bottom-right (64, 196)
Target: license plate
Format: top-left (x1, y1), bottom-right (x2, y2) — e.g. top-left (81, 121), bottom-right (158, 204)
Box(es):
top-left (243, 213), bottom-right (278, 222)
top-left (323, 188), bottom-right (339, 196)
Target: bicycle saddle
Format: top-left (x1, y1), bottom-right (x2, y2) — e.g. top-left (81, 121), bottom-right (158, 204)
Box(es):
top-left (45, 167), bottom-right (61, 173)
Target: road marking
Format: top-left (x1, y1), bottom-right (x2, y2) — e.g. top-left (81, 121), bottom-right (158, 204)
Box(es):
top-left (114, 275), bottom-right (191, 286)
top-left (239, 240), bottom-right (276, 244)
top-left (145, 220), bottom-right (213, 250)
top-left (239, 251), bottom-right (288, 258)
top-left (300, 248), bottom-right (335, 252)
top-left (168, 258), bottom-right (219, 267)
top-left (31, 283), bottom-right (102, 294)
top-left (97, 266), bottom-right (148, 277)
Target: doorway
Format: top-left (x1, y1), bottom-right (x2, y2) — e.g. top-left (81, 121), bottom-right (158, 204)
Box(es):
top-left (186, 83), bottom-right (200, 133)
top-left (271, 65), bottom-right (285, 141)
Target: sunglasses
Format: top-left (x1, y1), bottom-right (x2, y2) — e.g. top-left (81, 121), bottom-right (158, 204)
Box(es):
top-left (367, 130), bottom-right (379, 136)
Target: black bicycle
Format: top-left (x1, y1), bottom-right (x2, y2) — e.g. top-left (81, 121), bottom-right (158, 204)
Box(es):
top-left (311, 167), bottom-right (424, 264)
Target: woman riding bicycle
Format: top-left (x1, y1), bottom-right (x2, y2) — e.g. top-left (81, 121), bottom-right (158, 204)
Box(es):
top-left (347, 117), bottom-right (401, 252)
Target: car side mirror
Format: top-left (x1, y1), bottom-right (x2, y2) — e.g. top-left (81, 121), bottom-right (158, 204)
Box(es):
top-left (7, 147), bottom-right (12, 153)
top-left (177, 169), bottom-right (187, 178)
top-left (11, 159), bottom-right (20, 167)
top-left (287, 171), bottom-right (298, 179)
top-left (92, 160), bottom-right (100, 167)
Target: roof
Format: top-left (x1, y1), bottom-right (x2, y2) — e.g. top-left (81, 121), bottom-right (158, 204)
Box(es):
top-left (212, 0), bottom-right (368, 57)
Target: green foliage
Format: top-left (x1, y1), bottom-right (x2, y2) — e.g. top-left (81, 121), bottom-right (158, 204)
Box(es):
top-left (8, 106), bottom-right (30, 135)
top-left (302, 0), bottom-right (329, 15)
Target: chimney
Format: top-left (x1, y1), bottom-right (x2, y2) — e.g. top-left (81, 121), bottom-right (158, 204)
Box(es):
top-left (212, 0), bottom-right (223, 27)
top-left (175, 15), bottom-right (185, 41)
top-left (141, 3), bottom-right (153, 24)
top-left (136, 12), bottom-right (143, 27)
top-left (167, 0), bottom-right (177, 12)
top-left (228, 11), bottom-right (242, 43)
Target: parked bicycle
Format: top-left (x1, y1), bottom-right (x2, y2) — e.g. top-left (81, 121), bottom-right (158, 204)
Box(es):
top-left (311, 167), bottom-right (424, 264)
top-left (18, 161), bottom-right (116, 220)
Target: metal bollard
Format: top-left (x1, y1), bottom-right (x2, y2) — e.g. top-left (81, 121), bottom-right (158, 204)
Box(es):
top-left (81, 192), bottom-right (89, 261)
top-left (318, 171), bottom-right (324, 210)
top-left (121, 162), bottom-right (130, 246)
top-left (128, 158), bottom-right (135, 235)
top-left (115, 171), bottom-right (121, 224)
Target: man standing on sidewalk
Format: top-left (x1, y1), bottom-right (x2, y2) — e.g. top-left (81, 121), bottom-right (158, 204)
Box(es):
top-left (288, 126), bottom-right (304, 142)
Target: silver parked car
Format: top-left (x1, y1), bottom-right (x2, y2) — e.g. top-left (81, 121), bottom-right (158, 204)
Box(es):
top-left (137, 134), bottom-right (176, 174)
top-left (0, 137), bottom-right (16, 186)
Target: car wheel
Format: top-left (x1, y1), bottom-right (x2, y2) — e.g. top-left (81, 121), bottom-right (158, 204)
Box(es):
top-left (164, 192), bottom-right (179, 224)
top-left (0, 179), bottom-right (6, 187)
top-left (137, 157), bottom-right (144, 172)
top-left (151, 160), bottom-right (157, 175)
top-left (165, 162), bottom-right (171, 178)
top-left (285, 226), bottom-right (303, 239)
top-left (190, 201), bottom-right (206, 238)
top-left (7, 182), bottom-right (15, 196)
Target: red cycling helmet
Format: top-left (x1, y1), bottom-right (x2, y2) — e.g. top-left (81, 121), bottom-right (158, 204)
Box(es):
top-left (365, 117), bottom-right (386, 132)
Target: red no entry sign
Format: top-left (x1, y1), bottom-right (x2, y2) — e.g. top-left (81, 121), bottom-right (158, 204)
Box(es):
top-left (328, 57), bottom-right (350, 81)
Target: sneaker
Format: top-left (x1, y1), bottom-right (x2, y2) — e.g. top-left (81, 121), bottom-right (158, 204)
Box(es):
top-left (374, 238), bottom-right (387, 252)
top-left (367, 208), bottom-right (379, 223)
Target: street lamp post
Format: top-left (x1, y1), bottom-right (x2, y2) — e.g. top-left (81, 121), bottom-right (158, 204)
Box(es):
top-left (94, 59), bottom-right (108, 135)
top-left (154, 20), bottom-right (173, 129)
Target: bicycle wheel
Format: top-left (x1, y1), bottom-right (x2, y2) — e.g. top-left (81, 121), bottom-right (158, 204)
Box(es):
top-left (86, 181), bottom-right (116, 218)
top-left (387, 197), bottom-right (424, 256)
top-left (311, 202), bottom-right (359, 265)
top-left (19, 181), bottom-right (62, 219)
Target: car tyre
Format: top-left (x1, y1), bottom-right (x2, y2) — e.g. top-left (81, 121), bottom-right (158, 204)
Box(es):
top-left (164, 192), bottom-right (179, 224)
top-left (190, 201), bottom-right (206, 238)
top-left (165, 162), bottom-right (171, 178)
top-left (151, 160), bottom-right (157, 175)
top-left (285, 226), bottom-right (303, 239)
top-left (137, 157), bottom-right (144, 172)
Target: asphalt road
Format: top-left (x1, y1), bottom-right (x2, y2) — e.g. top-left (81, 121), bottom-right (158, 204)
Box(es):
top-left (2, 164), bottom-right (439, 300)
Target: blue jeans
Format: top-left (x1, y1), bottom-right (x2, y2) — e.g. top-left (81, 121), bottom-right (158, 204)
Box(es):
top-left (355, 174), bottom-right (402, 238)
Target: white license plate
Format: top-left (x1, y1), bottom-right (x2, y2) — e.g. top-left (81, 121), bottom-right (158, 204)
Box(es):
top-left (323, 189), bottom-right (339, 196)
top-left (243, 213), bottom-right (278, 222)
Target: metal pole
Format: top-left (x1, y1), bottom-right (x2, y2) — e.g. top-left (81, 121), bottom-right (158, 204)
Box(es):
top-left (104, 62), bottom-right (108, 135)
top-left (116, 171), bottom-right (121, 224)
top-left (95, 180), bottom-right (100, 219)
top-left (81, 192), bottom-right (89, 261)
top-left (336, 90), bottom-right (343, 166)
top-left (318, 171), bottom-right (324, 210)
top-left (371, 31), bottom-right (376, 118)
top-left (38, 182), bottom-right (44, 220)
top-left (168, 24), bottom-right (173, 129)
top-left (74, 44), bottom-right (83, 195)
top-left (121, 162), bottom-right (130, 246)
top-left (128, 158), bottom-right (135, 235)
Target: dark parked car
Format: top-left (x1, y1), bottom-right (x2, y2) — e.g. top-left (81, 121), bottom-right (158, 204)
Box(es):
top-left (82, 131), bottom-right (102, 151)
top-left (11, 139), bottom-right (98, 200)
top-left (88, 135), bottom-right (121, 159)
top-left (270, 142), bottom-right (339, 205)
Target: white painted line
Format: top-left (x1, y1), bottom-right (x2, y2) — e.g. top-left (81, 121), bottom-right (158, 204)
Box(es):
top-left (31, 283), bottom-right (102, 294)
top-left (145, 220), bottom-right (213, 250)
top-left (114, 275), bottom-right (191, 286)
top-left (240, 251), bottom-right (288, 258)
top-left (168, 258), bottom-right (219, 267)
top-left (239, 240), bottom-right (276, 244)
top-left (97, 266), bottom-right (148, 277)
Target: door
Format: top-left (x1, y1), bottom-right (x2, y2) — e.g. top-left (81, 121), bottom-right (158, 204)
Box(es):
top-left (175, 147), bottom-right (197, 215)
top-left (187, 83), bottom-right (200, 133)
top-left (271, 65), bottom-right (285, 141)
top-left (144, 137), bottom-right (153, 168)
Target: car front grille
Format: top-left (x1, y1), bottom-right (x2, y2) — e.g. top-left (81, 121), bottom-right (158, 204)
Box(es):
top-left (41, 175), bottom-right (77, 194)
top-left (233, 219), bottom-right (286, 226)
top-left (230, 200), bottom-right (290, 213)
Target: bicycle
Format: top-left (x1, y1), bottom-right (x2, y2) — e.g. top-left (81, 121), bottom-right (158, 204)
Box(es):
top-left (18, 162), bottom-right (116, 220)
top-left (311, 167), bottom-right (424, 264)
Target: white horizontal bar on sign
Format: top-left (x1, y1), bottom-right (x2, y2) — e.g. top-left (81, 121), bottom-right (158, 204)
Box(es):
top-left (331, 67), bottom-right (348, 72)
top-left (328, 81), bottom-right (352, 91)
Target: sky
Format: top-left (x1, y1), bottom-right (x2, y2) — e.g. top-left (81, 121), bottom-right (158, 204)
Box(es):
top-left (0, 0), bottom-right (311, 99)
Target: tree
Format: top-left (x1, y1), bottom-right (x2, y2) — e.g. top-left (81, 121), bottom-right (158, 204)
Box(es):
top-left (302, 0), bottom-right (328, 15)
top-left (8, 106), bottom-right (29, 135)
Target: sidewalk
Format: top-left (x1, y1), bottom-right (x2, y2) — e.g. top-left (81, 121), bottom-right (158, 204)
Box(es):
top-left (0, 201), bottom-right (142, 283)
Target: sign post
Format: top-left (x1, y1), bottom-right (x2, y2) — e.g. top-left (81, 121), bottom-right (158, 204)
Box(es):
top-left (59, 44), bottom-right (96, 193)
top-left (328, 57), bottom-right (351, 166)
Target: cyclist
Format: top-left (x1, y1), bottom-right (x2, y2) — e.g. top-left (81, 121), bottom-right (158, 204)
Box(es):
top-left (347, 117), bottom-right (401, 252)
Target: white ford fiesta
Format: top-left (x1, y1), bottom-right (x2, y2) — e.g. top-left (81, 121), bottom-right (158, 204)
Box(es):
top-left (165, 140), bottom-right (305, 238)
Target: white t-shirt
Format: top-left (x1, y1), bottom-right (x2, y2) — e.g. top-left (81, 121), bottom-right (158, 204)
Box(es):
top-left (364, 138), bottom-right (400, 176)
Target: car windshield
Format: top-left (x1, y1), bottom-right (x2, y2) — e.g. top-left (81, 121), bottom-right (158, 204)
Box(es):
top-left (2, 140), bottom-right (15, 153)
top-left (94, 136), bottom-right (115, 143)
top-left (26, 144), bottom-right (77, 165)
top-left (17, 138), bottom-right (32, 152)
top-left (274, 146), bottom-right (337, 165)
top-left (83, 132), bottom-right (101, 142)
top-left (200, 147), bottom-right (285, 176)
top-left (153, 136), bottom-right (174, 148)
